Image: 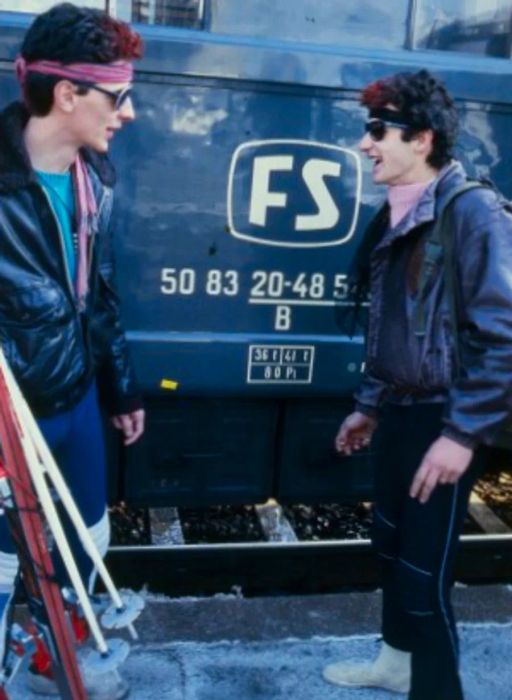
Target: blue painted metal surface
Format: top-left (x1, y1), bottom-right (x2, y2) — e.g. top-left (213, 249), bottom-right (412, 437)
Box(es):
top-left (1, 2), bottom-right (511, 505)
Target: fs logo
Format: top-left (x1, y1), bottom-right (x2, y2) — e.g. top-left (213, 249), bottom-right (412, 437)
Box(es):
top-left (227, 139), bottom-right (361, 248)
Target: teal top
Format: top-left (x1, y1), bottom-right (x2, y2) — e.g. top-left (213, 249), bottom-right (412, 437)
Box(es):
top-left (36, 169), bottom-right (77, 284)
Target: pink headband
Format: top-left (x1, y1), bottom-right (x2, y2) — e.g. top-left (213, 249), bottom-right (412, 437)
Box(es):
top-left (15, 57), bottom-right (133, 85)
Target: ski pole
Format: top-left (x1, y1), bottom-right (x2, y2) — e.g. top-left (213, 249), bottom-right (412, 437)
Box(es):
top-left (0, 353), bottom-right (111, 655)
top-left (0, 351), bottom-right (139, 638)
top-left (0, 374), bottom-right (87, 699)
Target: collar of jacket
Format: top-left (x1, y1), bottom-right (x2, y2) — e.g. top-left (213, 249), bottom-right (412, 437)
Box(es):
top-left (374, 160), bottom-right (468, 252)
top-left (0, 101), bottom-right (116, 194)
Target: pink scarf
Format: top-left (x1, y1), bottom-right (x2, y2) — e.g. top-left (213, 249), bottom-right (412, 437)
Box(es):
top-left (15, 57), bottom-right (133, 309)
top-left (388, 181), bottom-right (432, 228)
top-left (71, 156), bottom-right (97, 310)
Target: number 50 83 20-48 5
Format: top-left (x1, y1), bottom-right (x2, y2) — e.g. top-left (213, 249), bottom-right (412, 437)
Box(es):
top-left (160, 268), bottom-right (352, 301)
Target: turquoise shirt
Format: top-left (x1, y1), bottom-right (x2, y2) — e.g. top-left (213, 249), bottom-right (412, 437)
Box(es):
top-left (36, 170), bottom-right (77, 284)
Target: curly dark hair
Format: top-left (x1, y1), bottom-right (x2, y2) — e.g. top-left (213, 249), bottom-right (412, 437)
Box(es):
top-left (20, 2), bottom-right (143, 116)
top-left (360, 70), bottom-right (458, 169)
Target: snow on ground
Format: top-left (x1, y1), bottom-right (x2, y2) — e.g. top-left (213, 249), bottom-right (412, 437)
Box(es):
top-left (9, 622), bottom-right (512, 699)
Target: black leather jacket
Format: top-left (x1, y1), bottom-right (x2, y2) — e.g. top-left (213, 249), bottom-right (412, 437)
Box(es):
top-left (355, 162), bottom-right (512, 448)
top-left (0, 102), bottom-right (141, 418)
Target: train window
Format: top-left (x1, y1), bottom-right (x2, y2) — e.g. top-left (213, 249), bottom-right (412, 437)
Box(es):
top-left (414, 0), bottom-right (512, 58)
top-left (130, 0), bottom-right (204, 27)
top-left (0, 0), bottom-right (105, 10)
top-left (209, 0), bottom-right (409, 51)
top-left (0, 0), bottom-right (205, 30)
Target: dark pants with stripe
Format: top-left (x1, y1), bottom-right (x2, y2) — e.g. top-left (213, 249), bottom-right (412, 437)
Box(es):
top-left (371, 402), bottom-right (487, 700)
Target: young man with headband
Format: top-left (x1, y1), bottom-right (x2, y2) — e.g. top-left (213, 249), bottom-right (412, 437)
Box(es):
top-left (0, 3), bottom-right (144, 697)
top-left (324, 70), bottom-right (512, 699)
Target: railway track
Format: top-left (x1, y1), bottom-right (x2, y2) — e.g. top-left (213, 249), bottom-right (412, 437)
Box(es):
top-left (106, 533), bottom-right (512, 597)
top-left (106, 470), bottom-right (512, 596)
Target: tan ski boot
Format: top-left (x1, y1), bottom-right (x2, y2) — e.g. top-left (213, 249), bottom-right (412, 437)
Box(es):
top-left (323, 641), bottom-right (411, 693)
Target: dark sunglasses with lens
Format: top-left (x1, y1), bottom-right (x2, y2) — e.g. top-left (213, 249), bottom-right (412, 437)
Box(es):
top-left (365, 118), bottom-right (409, 142)
top-left (73, 81), bottom-right (133, 111)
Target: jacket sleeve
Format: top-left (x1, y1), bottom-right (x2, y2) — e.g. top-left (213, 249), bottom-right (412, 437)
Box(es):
top-left (442, 191), bottom-right (512, 448)
top-left (354, 369), bottom-right (388, 419)
top-left (89, 195), bottom-right (143, 416)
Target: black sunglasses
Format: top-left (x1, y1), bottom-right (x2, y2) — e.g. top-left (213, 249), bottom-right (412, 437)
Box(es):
top-left (73, 81), bottom-right (133, 111)
top-left (365, 118), bottom-right (409, 142)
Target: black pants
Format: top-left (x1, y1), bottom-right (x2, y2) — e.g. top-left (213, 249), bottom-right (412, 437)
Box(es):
top-left (371, 402), bottom-right (487, 700)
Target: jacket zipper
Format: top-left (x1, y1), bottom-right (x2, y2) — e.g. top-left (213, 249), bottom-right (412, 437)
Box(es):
top-left (39, 186), bottom-right (77, 307)
top-left (41, 181), bottom-right (111, 307)
top-left (39, 185), bottom-right (93, 382)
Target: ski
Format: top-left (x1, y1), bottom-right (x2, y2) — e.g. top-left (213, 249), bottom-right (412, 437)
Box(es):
top-left (0, 369), bottom-right (87, 698)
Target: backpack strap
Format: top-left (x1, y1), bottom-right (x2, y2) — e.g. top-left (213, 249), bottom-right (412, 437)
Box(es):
top-left (413, 180), bottom-right (489, 363)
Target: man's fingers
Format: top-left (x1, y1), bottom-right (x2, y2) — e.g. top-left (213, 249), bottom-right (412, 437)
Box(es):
top-left (418, 470), bottom-right (439, 503)
top-left (111, 410), bottom-right (145, 445)
top-left (113, 414), bottom-right (131, 435)
top-left (123, 424), bottom-right (137, 444)
top-left (410, 437), bottom-right (473, 503)
top-left (438, 470), bottom-right (458, 485)
top-left (123, 411), bottom-right (145, 445)
top-left (445, 470), bottom-right (460, 484)
top-left (410, 462), bottom-right (440, 503)
top-left (127, 411), bottom-right (145, 444)
top-left (335, 433), bottom-right (370, 455)
top-left (409, 464), bottom-right (427, 499)
top-left (335, 428), bottom-right (349, 450)
top-left (111, 416), bottom-right (123, 430)
top-left (334, 413), bottom-right (377, 457)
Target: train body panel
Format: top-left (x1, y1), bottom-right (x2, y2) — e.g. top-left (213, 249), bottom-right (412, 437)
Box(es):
top-left (1, 1), bottom-right (511, 505)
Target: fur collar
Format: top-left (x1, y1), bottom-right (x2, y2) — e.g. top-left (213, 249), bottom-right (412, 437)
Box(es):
top-left (0, 101), bottom-right (116, 193)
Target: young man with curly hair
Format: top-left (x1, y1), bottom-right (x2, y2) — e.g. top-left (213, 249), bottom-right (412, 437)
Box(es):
top-left (324, 70), bottom-right (512, 700)
top-left (0, 3), bottom-right (144, 697)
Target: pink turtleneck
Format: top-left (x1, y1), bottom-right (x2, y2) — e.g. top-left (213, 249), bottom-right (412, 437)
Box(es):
top-left (388, 180), bottom-right (433, 228)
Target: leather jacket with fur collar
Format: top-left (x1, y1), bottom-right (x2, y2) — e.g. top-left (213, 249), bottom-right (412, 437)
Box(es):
top-left (0, 101), bottom-right (141, 417)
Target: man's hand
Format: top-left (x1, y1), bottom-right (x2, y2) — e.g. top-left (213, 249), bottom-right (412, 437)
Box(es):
top-left (335, 411), bottom-right (378, 456)
top-left (409, 435), bottom-right (473, 504)
top-left (111, 409), bottom-right (145, 446)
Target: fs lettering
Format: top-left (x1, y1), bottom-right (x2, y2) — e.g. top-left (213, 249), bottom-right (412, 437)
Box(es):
top-left (227, 140), bottom-right (361, 248)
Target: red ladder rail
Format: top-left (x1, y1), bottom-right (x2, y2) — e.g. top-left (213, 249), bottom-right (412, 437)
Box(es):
top-left (0, 371), bottom-right (87, 699)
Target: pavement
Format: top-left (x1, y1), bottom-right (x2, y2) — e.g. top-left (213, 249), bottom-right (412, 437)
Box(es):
top-left (7, 584), bottom-right (512, 699)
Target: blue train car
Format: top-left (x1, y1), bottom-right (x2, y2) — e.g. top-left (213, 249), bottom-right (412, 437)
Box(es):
top-left (1, 0), bottom-right (511, 506)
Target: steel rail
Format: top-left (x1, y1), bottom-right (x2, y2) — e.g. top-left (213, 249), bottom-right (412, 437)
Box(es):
top-left (106, 534), bottom-right (512, 597)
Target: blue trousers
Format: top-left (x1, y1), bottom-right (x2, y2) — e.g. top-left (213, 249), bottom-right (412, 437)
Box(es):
top-left (371, 402), bottom-right (487, 700)
top-left (0, 381), bottom-right (109, 592)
